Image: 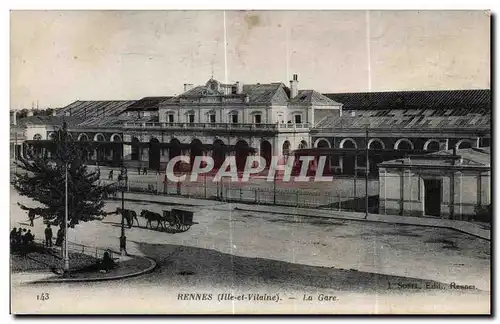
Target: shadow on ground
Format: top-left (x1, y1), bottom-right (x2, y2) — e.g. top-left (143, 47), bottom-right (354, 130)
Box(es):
top-left (132, 241), bottom-right (484, 294)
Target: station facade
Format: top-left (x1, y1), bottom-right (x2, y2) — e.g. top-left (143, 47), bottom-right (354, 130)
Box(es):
top-left (11, 75), bottom-right (491, 176)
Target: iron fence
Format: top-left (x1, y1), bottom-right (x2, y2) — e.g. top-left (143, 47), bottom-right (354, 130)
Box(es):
top-left (101, 175), bottom-right (380, 213)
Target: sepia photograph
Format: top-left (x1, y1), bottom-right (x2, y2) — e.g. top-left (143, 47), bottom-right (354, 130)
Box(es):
top-left (9, 9), bottom-right (491, 315)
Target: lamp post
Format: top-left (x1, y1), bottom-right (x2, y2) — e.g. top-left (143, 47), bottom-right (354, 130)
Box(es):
top-left (119, 164), bottom-right (128, 256)
top-left (63, 162), bottom-right (70, 275)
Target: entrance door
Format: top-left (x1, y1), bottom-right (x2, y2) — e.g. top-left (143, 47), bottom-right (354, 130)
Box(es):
top-left (424, 179), bottom-right (442, 217)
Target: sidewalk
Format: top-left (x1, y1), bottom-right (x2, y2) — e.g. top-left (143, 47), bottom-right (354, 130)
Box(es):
top-left (29, 254), bottom-right (156, 284)
top-left (117, 192), bottom-right (490, 240)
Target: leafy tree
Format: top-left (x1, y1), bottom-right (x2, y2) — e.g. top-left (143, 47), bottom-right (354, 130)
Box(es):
top-left (13, 122), bottom-right (108, 227)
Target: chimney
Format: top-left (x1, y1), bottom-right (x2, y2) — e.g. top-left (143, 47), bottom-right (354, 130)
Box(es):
top-left (183, 83), bottom-right (194, 92)
top-left (290, 74), bottom-right (299, 98)
top-left (236, 81), bottom-right (243, 94)
top-left (12, 111), bottom-right (17, 125)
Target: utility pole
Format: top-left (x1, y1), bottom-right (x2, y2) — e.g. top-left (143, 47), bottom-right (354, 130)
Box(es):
top-left (63, 163), bottom-right (70, 275)
top-left (365, 126), bottom-right (369, 219)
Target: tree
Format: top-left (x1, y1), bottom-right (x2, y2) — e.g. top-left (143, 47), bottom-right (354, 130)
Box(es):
top-left (12, 122), bottom-right (107, 227)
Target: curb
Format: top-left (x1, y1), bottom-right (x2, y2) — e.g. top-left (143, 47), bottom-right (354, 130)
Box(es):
top-left (233, 207), bottom-right (491, 241)
top-left (31, 255), bottom-right (157, 284)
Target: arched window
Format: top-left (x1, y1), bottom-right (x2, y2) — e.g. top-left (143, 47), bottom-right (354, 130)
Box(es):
top-left (33, 134), bottom-right (42, 140)
top-left (298, 140), bottom-right (308, 149)
top-left (340, 138), bottom-right (357, 149)
top-left (394, 138), bottom-right (414, 150)
top-left (282, 141), bottom-right (291, 157)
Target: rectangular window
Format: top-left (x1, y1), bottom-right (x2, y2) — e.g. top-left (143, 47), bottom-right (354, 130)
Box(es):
top-left (188, 114), bottom-right (195, 123)
top-left (209, 114), bottom-right (216, 123)
top-left (168, 114), bottom-right (174, 123)
top-left (254, 114), bottom-right (262, 124)
top-left (294, 114), bottom-right (302, 124)
top-left (231, 114), bottom-right (238, 124)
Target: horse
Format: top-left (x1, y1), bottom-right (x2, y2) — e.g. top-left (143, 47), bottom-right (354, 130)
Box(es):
top-left (111, 208), bottom-right (139, 228)
top-left (140, 210), bottom-right (164, 230)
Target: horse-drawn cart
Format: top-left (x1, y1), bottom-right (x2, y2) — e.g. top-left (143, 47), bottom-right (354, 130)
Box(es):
top-left (163, 209), bottom-right (194, 232)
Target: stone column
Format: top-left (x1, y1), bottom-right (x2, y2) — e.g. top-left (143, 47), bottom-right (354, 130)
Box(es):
top-left (480, 171), bottom-right (490, 205)
top-left (453, 171), bottom-right (463, 220)
top-left (403, 170), bottom-right (412, 216)
top-left (399, 170), bottom-right (404, 216)
top-left (379, 168), bottom-right (386, 214)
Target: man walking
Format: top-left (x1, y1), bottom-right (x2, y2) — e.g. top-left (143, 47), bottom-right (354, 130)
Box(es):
top-left (44, 224), bottom-right (53, 247)
top-left (28, 211), bottom-right (35, 227)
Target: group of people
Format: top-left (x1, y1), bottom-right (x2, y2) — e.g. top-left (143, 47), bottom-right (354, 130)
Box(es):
top-left (44, 224), bottom-right (65, 248)
top-left (10, 227), bottom-right (35, 246)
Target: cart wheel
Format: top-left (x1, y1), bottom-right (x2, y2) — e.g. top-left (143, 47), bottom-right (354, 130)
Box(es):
top-left (179, 223), bottom-right (191, 232)
top-left (175, 222), bottom-right (181, 231)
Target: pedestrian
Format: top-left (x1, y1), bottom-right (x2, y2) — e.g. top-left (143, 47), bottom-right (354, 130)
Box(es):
top-left (28, 211), bottom-right (35, 227)
top-left (15, 228), bottom-right (22, 244)
top-left (21, 229), bottom-right (27, 245)
top-left (23, 230), bottom-right (34, 245)
top-left (44, 224), bottom-right (53, 247)
top-left (99, 251), bottom-right (116, 273)
top-left (10, 227), bottom-right (17, 245)
top-left (108, 169), bottom-right (114, 180)
top-left (143, 167), bottom-right (148, 175)
top-left (55, 226), bottom-right (64, 247)
top-left (138, 166), bottom-right (141, 175)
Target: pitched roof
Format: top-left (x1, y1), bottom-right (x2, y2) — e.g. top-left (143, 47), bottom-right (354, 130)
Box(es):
top-left (75, 114), bottom-right (157, 128)
top-left (381, 148), bottom-right (490, 168)
top-left (325, 89), bottom-right (491, 113)
top-left (179, 86), bottom-right (221, 97)
top-left (56, 100), bottom-right (136, 119)
top-left (164, 83), bottom-right (289, 105)
top-left (17, 115), bottom-right (82, 127)
top-left (290, 90), bottom-right (341, 106)
top-left (124, 97), bottom-right (173, 111)
top-left (243, 83), bottom-right (288, 105)
top-left (315, 114), bottom-right (490, 130)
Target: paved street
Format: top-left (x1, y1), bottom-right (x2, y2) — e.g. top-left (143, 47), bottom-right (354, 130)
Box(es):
top-left (10, 187), bottom-right (490, 314)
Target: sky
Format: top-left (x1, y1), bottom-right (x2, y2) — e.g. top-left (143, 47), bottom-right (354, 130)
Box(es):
top-left (10, 10), bottom-right (491, 109)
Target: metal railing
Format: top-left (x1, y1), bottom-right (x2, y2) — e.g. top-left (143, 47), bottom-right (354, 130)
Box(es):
top-left (30, 238), bottom-right (116, 260)
top-left (123, 122), bottom-right (280, 131)
top-left (106, 176), bottom-right (380, 213)
top-left (277, 123), bottom-right (310, 130)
